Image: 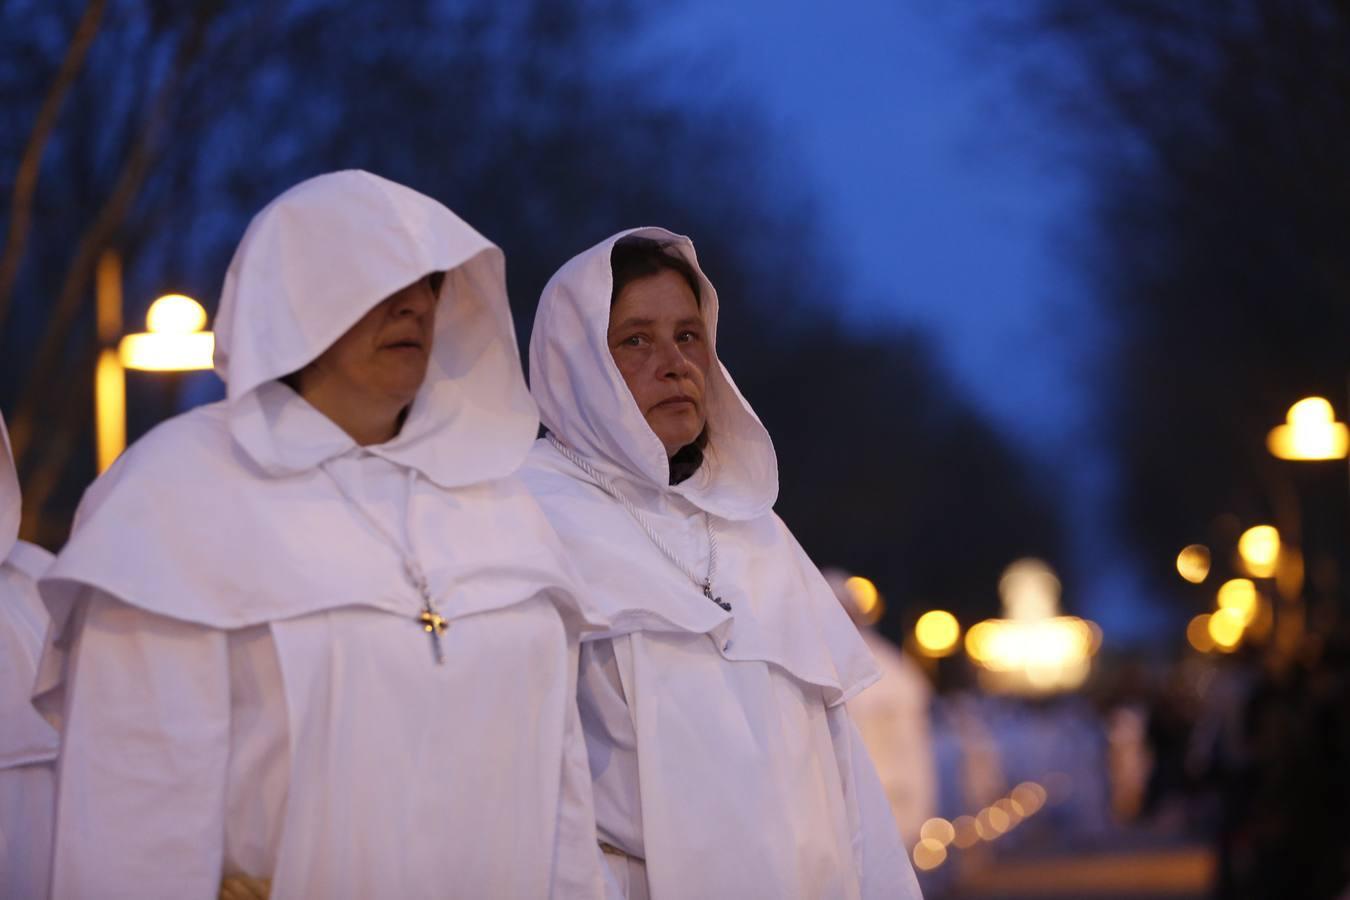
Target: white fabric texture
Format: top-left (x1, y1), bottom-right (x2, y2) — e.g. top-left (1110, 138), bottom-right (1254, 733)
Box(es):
top-left (36, 170), bottom-right (605, 899)
top-left (1, 412), bottom-right (58, 900)
top-left (522, 227), bottom-right (922, 899)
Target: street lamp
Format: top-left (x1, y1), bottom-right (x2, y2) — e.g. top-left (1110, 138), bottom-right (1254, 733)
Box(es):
top-left (1266, 397), bottom-right (1348, 461)
top-left (94, 251), bottom-right (214, 472)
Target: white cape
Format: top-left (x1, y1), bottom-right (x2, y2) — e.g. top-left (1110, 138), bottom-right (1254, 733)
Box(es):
top-left (522, 227), bottom-right (922, 899)
top-left (37, 171), bottom-right (605, 899)
top-left (0, 411), bottom-right (58, 900)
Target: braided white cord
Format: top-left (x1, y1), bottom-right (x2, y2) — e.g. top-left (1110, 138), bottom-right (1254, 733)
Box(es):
top-left (547, 434), bottom-right (722, 605)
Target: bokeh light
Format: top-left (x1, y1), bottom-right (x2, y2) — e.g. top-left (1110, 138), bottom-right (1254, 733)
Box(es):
top-left (1176, 544), bottom-right (1211, 583)
top-left (912, 838), bottom-right (948, 871)
top-left (1237, 525), bottom-right (1280, 578)
top-left (919, 817), bottom-right (955, 847)
top-left (1217, 578), bottom-right (1258, 625)
top-left (914, 610), bottom-right (961, 657)
top-left (1207, 607), bottom-right (1246, 651)
top-left (1187, 614), bottom-right (1216, 653)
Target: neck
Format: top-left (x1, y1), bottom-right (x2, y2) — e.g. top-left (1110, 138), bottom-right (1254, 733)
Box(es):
top-left (289, 375), bottom-right (407, 446)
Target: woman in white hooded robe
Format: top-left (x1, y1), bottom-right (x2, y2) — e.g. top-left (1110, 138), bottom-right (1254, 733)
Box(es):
top-left (36, 170), bottom-right (605, 899)
top-left (0, 411), bottom-right (59, 899)
top-left (520, 229), bottom-right (924, 899)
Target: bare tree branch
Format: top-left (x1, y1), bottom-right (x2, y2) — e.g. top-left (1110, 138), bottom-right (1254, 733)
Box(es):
top-left (9, 1), bottom-right (220, 468)
top-left (0, 0), bottom-right (106, 335)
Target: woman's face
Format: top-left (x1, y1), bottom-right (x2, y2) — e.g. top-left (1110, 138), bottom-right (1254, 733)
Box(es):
top-left (607, 268), bottom-right (711, 456)
top-left (307, 275), bottom-right (439, 410)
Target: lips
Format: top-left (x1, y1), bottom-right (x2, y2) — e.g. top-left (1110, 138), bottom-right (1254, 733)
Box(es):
top-left (652, 396), bottom-right (696, 411)
top-left (381, 335), bottom-right (425, 351)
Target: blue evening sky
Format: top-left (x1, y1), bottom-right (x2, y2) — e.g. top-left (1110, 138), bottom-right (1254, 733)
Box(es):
top-left (641, 1), bottom-right (1167, 642)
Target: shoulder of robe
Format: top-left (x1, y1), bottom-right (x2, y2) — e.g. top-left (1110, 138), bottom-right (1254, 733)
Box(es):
top-left (74, 403), bottom-right (251, 528)
top-left (764, 511), bottom-right (882, 704)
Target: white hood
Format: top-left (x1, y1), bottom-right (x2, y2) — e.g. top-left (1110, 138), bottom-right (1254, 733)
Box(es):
top-left (529, 226), bottom-right (777, 520)
top-left (1, 411), bottom-right (19, 560)
top-left (217, 169), bottom-right (538, 486)
top-left (37, 172), bottom-right (596, 638)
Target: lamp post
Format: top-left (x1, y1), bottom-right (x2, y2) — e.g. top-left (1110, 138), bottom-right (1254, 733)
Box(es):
top-left (94, 250), bottom-right (214, 473)
top-left (1263, 396), bottom-right (1349, 655)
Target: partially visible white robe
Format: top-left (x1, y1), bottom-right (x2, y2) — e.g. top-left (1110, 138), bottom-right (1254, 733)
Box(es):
top-left (527, 446), bottom-right (922, 900)
top-left (848, 630), bottom-right (937, 847)
top-left (0, 539), bottom-right (58, 900)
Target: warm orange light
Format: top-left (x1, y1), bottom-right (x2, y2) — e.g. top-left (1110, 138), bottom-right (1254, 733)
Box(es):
top-left (1267, 397), bottom-right (1349, 460)
top-left (844, 576), bottom-right (880, 617)
top-left (1187, 614), bottom-right (1216, 653)
top-left (914, 610), bottom-right (961, 657)
top-left (1238, 526), bottom-right (1280, 578)
top-left (1208, 607), bottom-right (1246, 651)
top-left (919, 817), bottom-right (956, 847)
top-left (1011, 782), bottom-right (1047, 815)
top-left (977, 805), bottom-right (1010, 839)
top-left (1176, 544), bottom-right (1211, 583)
top-left (912, 838), bottom-right (948, 871)
top-left (119, 294), bottom-right (214, 371)
top-left (95, 349), bottom-right (126, 473)
top-left (951, 815), bottom-right (980, 849)
top-left (995, 797), bottom-right (1023, 827)
top-left (1217, 578), bottom-right (1258, 625)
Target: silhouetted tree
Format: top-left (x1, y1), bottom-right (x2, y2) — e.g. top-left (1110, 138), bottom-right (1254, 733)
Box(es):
top-left (2, 0), bottom-right (1063, 629)
top-left (991, 1), bottom-right (1350, 622)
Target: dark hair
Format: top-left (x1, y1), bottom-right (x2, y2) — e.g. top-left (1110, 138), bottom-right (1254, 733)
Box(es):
top-left (609, 236), bottom-right (702, 308)
top-left (608, 236), bottom-right (710, 482)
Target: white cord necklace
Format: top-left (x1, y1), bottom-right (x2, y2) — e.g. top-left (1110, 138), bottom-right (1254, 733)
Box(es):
top-left (547, 434), bottom-right (731, 612)
top-left (321, 462), bottom-right (449, 663)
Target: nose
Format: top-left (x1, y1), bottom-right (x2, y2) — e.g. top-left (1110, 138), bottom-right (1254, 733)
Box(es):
top-left (655, 340), bottom-right (694, 379)
top-left (390, 278), bottom-right (437, 319)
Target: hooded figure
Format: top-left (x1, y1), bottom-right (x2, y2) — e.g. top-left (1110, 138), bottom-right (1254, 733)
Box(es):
top-left (520, 228), bottom-right (923, 899)
top-left (825, 570), bottom-right (938, 849)
top-left (36, 171), bottom-right (605, 899)
top-left (0, 412), bottom-right (58, 899)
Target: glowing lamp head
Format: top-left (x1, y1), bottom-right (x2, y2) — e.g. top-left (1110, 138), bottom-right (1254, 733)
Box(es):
top-left (146, 294), bottom-right (208, 334)
top-left (1267, 396), bottom-right (1349, 460)
top-left (119, 293), bottom-right (215, 372)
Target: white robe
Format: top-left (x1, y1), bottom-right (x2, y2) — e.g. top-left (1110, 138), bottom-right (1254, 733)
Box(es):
top-left (1, 539), bottom-right (57, 900)
top-left (36, 171), bottom-right (606, 899)
top-left (523, 226), bottom-right (923, 899)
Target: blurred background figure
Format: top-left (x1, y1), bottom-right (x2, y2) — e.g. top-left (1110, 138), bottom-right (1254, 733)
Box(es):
top-left (827, 568), bottom-right (938, 848)
top-left (0, 411), bottom-right (57, 899)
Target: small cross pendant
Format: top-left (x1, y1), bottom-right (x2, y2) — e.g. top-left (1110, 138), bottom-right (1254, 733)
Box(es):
top-left (419, 605), bottom-right (448, 664)
top-left (703, 581), bottom-right (731, 612)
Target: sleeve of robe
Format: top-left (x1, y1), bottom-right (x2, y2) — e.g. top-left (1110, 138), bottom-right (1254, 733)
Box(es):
top-left (50, 592), bottom-right (230, 900)
top-left (829, 704), bottom-right (925, 900)
top-left (549, 637), bottom-right (606, 900)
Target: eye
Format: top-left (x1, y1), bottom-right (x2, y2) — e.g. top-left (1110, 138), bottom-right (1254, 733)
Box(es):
top-left (677, 329), bottom-right (703, 343)
top-left (617, 333), bottom-right (646, 348)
